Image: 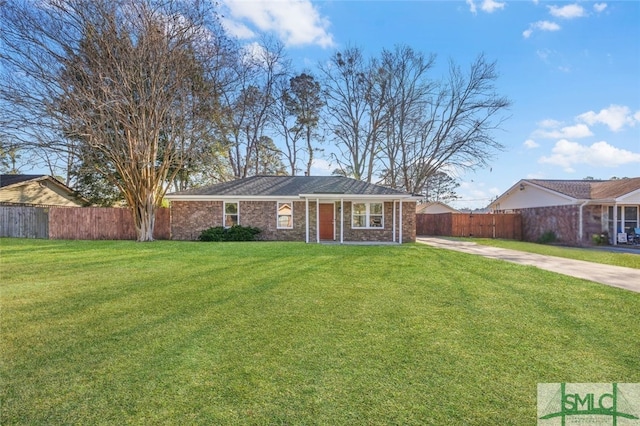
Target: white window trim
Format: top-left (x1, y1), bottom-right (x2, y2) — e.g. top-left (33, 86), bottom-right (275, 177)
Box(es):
top-left (351, 202), bottom-right (384, 229)
top-left (277, 201), bottom-right (294, 229)
top-left (223, 201), bottom-right (239, 228)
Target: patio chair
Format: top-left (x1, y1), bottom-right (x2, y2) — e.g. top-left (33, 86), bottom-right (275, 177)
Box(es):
top-left (634, 227), bottom-right (640, 245)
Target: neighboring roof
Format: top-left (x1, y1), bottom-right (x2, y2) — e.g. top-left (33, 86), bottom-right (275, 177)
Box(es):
top-left (166, 175), bottom-right (413, 198)
top-left (0, 174), bottom-right (88, 206)
top-left (526, 178), bottom-right (640, 200)
top-left (489, 177), bottom-right (640, 210)
top-left (416, 201), bottom-right (460, 214)
top-left (0, 174), bottom-right (51, 188)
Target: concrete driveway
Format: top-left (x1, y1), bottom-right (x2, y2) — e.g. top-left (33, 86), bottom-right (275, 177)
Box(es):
top-left (416, 237), bottom-right (640, 294)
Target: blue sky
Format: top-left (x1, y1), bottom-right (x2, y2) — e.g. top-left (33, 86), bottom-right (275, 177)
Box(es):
top-left (220, 0), bottom-right (640, 209)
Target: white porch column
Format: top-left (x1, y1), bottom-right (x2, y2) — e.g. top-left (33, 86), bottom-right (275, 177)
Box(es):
top-left (613, 203), bottom-right (618, 246)
top-left (340, 198), bottom-right (344, 244)
top-left (392, 200), bottom-right (397, 243)
top-left (305, 198), bottom-right (309, 243)
top-left (399, 200), bottom-right (403, 244)
top-left (316, 198), bottom-right (320, 243)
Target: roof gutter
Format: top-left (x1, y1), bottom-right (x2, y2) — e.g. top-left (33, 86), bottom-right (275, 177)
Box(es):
top-left (298, 193), bottom-right (418, 200)
top-left (164, 194), bottom-right (421, 201)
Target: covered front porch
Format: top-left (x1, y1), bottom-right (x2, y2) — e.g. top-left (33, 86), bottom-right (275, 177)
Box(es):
top-left (606, 204), bottom-right (640, 246)
top-left (300, 195), bottom-right (418, 244)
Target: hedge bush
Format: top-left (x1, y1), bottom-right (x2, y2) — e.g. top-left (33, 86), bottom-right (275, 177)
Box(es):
top-left (199, 225), bottom-right (261, 242)
top-left (537, 230), bottom-right (557, 244)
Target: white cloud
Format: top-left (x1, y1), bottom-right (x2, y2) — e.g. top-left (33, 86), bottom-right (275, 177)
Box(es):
top-left (222, 0), bottom-right (334, 48)
top-left (533, 123), bottom-right (593, 139)
top-left (523, 20), bottom-right (561, 38)
top-left (467, 0), bottom-right (505, 14)
top-left (538, 119), bottom-right (562, 128)
top-left (577, 105), bottom-right (639, 132)
top-left (524, 139), bottom-right (540, 149)
top-left (548, 4), bottom-right (587, 19)
top-left (452, 180), bottom-right (500, 209)
top-left (220, 17), bottom-right (256, 40)
top-left (535, 49), bottom-right (571, 71)
top-left (539, 140), bottom-right (640, 171)
top-left (536, 49), bottom-right (550, 61)
top-left (594, 3), bottom-right (607, 13)
top-left (481, 0), bottom-right (506, 13)
top-left (466, 0), bottom-right (477, 14)
top-left (537, 21), bottom-right (562, 31)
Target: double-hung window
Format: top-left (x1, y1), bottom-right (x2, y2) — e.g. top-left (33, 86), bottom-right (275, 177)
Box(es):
top-left (224, 202), bottom-right (238, 227)
top-left (277, 202), bottom-right (293, 229)
top-left (352, 202), bottom-right (384, 228)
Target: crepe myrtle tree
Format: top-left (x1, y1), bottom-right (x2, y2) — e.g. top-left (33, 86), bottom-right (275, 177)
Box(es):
top-left (0, 0), bottom-right (222, 241)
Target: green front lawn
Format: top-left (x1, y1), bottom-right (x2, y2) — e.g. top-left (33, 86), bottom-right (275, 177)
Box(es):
top-left (1, 239), bottom-right (638, 425)
top-left (458, 238), bottom-right (640, 269)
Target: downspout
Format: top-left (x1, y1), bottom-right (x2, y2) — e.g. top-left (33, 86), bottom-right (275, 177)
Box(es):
top-left (578, 200), bottom-right (589, 245)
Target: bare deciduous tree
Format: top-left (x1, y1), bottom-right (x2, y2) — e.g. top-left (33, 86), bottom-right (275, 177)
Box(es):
top-left (377, 46), bottom-right (436, 189)
top-left (398, 54), bottom-right (511, 193)
top-left (319, 47), bottom-right (388, 182)
top-left (219, 38), bottom-right (289, 179)
top-left (321, 46), bottom-right (510, 191)
top-left (1, 0), bottom-right (222, 240)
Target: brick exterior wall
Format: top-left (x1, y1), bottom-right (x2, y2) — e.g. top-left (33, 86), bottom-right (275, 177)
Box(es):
top-left (335, 200), bottom-right (416, 242)
top-left (403, 201), bottom-right (417, 242)
top-left (237, 200), bottom-right (313, 241)
top-left (520, 204), bottom-right (603, 246)
top-left (583, 205), bottom-right (604, 244)
top-left (170, 199), bottom-right (416, 243)
top-left (170, 201), bottom-right (222, 240)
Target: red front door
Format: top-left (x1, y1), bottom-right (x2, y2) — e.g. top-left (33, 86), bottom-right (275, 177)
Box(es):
top-left (319, 204), bottom-right (334, 240)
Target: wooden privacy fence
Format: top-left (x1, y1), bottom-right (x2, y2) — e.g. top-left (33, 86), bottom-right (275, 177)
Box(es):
top-left (1, 206), bottom-right (170, 240)
top-left (416, 213), bottom-right (522, 240)
top-left (0, 206), bottom-right (49, 238)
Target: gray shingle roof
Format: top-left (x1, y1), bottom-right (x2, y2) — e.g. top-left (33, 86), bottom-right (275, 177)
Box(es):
top-left (167, 176), bottom-right (410, 197)
top-left (1, 174), bottom-right (48, 188)
top-left (527, 178), bottom-right (640, 199)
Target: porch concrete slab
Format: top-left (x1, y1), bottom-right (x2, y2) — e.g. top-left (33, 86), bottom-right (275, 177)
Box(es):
top-left (416, 237), bottom-right (640, 294)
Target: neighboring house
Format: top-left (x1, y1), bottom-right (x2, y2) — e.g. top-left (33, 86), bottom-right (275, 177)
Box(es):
top-left (165, 175), bottom-right (418, 243)
top-left (0, 174), bottom-right (87, 207)
top-left (416, 201), bottom-right (459, 214)
top-left (489, 178), bottom-right (640, 246)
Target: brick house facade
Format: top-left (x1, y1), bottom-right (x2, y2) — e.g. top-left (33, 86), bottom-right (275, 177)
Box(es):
top-left (520, 204), bottom-right (602, 246)
top-left (490, 178), bottom-right (640, 246)
top-left (166, 176), bottom-right (418, 244)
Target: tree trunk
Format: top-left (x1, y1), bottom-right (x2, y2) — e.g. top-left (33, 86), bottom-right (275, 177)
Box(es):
top-left (132, 198), bottom-right (156, 242)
